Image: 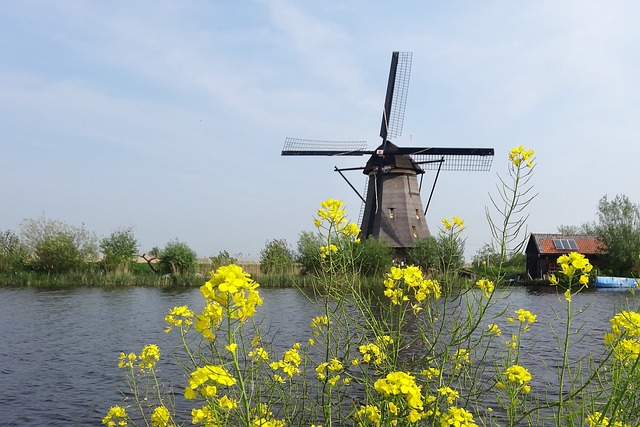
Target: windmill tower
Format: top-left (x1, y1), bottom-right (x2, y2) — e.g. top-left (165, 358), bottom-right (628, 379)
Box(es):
top-left (282, 52), bottom-right (494, 258)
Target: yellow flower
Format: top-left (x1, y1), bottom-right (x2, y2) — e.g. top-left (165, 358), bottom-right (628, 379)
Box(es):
top-left (514, 308), bottom-right (537, 324)
top-left (225, 343), bottom-right (237, 354)
top-left (150, 406), bottom-right (171, 427)
top-left (564, 289), bottom-right (572, 302)
top-left (164, 305), bottom-right (194, 332)
top-left (118, 352), bottom-right (137, 369)
top-left (374, 371), bottom-right (423, 410)
top-left (509, 145), bottom-right (535, 168)
top-left (487, 323), bottom-right (502, 336)
top-left (102, 405), bottom-right (128, 427)
top-left (476, 279), bottom-right (495, 298)
top-left (504, 364), bottom-right (532, 386)
top-left (438, 386), bottom-right (460, 404)
top-left (218, 395), bottom-right (237, 410)
top-left (549, 274), bottom-right (559, 285)
top-left (138, 344), bottom-right (160, 372)
top-left (440, 406), bottom-right (478, 427)
top-left (355, 405), bottom-right (381, 425)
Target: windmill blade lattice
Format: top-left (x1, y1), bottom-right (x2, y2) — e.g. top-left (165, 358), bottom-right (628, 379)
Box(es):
top-left (383, 52), bottom-right (412, 140)
top-left (282, 137), bottom-right (369, 156)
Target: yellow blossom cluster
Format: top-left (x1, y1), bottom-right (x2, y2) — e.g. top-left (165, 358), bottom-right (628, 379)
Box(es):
top-left (452, 348), bottom-right (471, 370)
top-left (248, 346), bottom-right (269, 362)
top-left (315, 358), bottom-right (344, 386)
top-left (194, 264), bottom-right (263, 340)
top-left (605, 311), bottom-right (640, 363)
top-left (502, 364), bottom-right (532, 393)
top-left (550, 252), bottom-right (592, 289)
top-left (102, 405), bottom-right (128, 427)
top-left (354, 404), bottom-right (381, 427)
top-left (319, 244), bottom-right (338, 259)
top-left (374, 371), bottom-right (425, 422)
top-left (585, 411), bottom-right (633, 427)
top-left (118, 352), bottom-right (137, 369)
top-left (440, 406), bottom-right (479, 427)
top-left (383, 265), bottom-right (441, 306)
top-left (487, 323), bottom-right (502, 336)
top-left (138, 344), bottom-right (160, 372)
top-left (314, 199), bottom-right (361, 239)
top-left (117, 344), bottom-right (160, 373)
top-left (508, 145), bottom-right (534, 168)
top-left (438, 386), bottom-right (460, 404)
top-left (150, 406), bottom-right (172, 427)
top-left (441, 216), bottom-right (465, 232)
top-left (184, 364), bottom-right (236, 400)
top-left (508, 308), bottom-right (537, 330)
top-left (164, 305), bottom-right (194, 333)
top-left (476, 279), bottom-right (495, 299)
top-left (270, 343), bottom-right (302, 378)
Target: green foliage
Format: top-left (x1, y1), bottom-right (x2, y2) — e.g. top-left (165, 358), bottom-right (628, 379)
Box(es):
top-left (158, 240), bottom-right (197, 276)
top-left (259, 238), bottom-right (295, 275)
top-left (100, 227), bottom-right (139, 273)
top-left (594, 194), bottom-right (640, 276)
top-left (20, 214), bottom-right (98, 261)
top-left (406, 236), bottom-right (440, 273)
top-left (33, 233), bottom-right (82, 273)
top-left (209, 250), bottom-right (238, 270)
top-left (296, 231), bottom-right (323, 275)
top-left (0, 229), bottom-right (29, 273)
top-left (354, 236), bottom-right (392, 277)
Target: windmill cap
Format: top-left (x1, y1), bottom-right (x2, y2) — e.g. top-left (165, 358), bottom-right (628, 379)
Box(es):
top-left (363, 141), bottom-right (425, 175)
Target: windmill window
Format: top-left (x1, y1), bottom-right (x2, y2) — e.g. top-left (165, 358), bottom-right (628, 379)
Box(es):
top-left (415, 209), bottom-right (420, 220)
top-left (389, 208), bottom-right (395, 219)
top-left (412, 226), bottom-right (417, 238)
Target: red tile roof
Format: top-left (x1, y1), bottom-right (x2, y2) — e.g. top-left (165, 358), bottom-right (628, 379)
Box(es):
top-left (528, 233), bottom-right (604, 255)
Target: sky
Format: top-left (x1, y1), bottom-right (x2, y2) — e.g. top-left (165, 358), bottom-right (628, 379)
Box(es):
top-left (2, 1), bottom-right (640, 262)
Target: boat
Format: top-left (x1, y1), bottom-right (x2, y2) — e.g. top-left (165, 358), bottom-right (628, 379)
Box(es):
top-left (594, 276), bottom-right (639, 289)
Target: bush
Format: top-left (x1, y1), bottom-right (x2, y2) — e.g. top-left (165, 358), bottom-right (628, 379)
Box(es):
top-left (158, 240), bottom-right (197, 276)
top-left (296, 231), bottom-right (323, 275)
top-left (209, 250), bottom-right (238, 270)
top-left (100, 227), bottom-right (139, 273)
top-left (354, 236), bottom-right (393, 277)
top-left (20, 214), bottom-right (98, 261)
top-left (0, 229), bottom-right (29, 273)
top-left (406, 236), bottom-right (440, 274)
top-left (259, 239), bottom-right (295, 275)
top-left (33, 233), bottom-right (82, 273)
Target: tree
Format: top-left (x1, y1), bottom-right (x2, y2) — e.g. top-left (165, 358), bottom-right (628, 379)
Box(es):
top-left (594, 194), bottom-right (640, 276)
top-left (471, 243), bottom-right (501, 267)
top-left (210, 250), bottom-right (237, 270)
top-left (296, 231), bottom-right (323, 275)
top-left (260, 239), bottom-right (295, 275)
top-left (0, 229), bottom-right (29, 273)
top-left (20, 214), bottom-right (98, 261)
top-left (158, 240), bottom-right (197, 276)
top-left (33, 233), bottom-right (82, 273)
top-left (556, 224), bottom-right (595, 236)
top-left (100, 228), bottom-right (139, 273)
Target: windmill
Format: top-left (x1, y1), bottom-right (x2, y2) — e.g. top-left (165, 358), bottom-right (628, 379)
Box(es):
top-left (282, 52), bottom-right (494, 258)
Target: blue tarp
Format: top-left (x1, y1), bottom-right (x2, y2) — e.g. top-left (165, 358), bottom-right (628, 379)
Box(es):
top-left (594, 276), bottom-right (639, 289)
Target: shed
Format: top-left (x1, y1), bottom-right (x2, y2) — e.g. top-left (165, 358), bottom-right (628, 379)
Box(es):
top-left (524, 233), bottom-right (604, 279)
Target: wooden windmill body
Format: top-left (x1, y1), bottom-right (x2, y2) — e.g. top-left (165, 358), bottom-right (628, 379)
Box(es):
top-left (282, 52), bottom-right (495, 259)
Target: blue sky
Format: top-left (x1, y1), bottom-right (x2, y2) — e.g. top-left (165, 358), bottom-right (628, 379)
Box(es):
top-left (2, 1), bottom-right (640, 261)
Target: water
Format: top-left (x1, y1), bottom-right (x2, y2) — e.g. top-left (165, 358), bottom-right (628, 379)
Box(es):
top-left (0, 285), bottom-right (638, 426)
